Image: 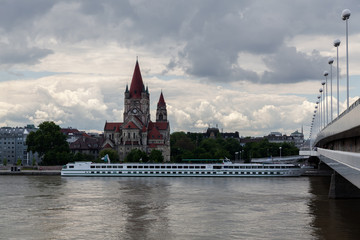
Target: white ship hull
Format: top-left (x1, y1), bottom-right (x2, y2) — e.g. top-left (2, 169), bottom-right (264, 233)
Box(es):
top-left (61, 162), bottom-right (305, 177)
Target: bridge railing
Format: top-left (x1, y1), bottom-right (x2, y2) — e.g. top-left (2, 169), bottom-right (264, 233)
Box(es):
top-left (312, 97), bottom-right (360, 147)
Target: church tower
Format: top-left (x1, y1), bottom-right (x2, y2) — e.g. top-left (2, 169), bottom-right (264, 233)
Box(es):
top-left (124, 60), bottom-right (150, 126)
top-left (103, 59), bottom-right (170, 162)
top-left (156, 91), bottom-right (167, 122)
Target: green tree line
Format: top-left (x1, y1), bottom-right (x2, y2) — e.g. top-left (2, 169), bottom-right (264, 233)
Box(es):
top-left (170, 132), bottom-right (299, 162)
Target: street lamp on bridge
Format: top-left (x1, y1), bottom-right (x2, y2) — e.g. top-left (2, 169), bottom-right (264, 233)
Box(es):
top-left (328, 58), bottom-right (334, 122)
top-left (342, 9), bottom-right (351, 109)
top-left (334, 39), bottom-right (341, 117)
top-left (320, 86), bottom-right (324, 129)
top-left (323, 71), bottom-right (329, 125)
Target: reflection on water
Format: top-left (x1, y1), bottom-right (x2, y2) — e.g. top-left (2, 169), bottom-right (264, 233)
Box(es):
top-left (1, 176), bottom-right (360, 239)
top-left (308, 177), bottom-right (360, 240)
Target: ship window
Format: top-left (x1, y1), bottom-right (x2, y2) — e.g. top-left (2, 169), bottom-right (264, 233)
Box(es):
top-left (150, 166), bottom-right (154, 169)
top-left (166, 166), bottom-right (171, 169)
top-left (107, 166), bottom-right (111, 168)
top-left (178, 166), bottom-right (182, 169)
top-left (112, 166), bottom-right (117, 168)
top-left (97, 171), bottom-right (100, 174)
top-left (90, 166), bottom-right (95, 168)
top-left (195, 166), bottom-right (200, 169)
top-left (96, 166), bottom-right (100, 168)
top-left (150, 172), bottom-right (153, 174)
top-left (155, 166), bottom-right (160, 168)
top-left (118, 166), bottom-right (123, 168)
top-left (133, 166), bottom-right (137, 169)
top-left (189, 166), bottom-right (194, 169)
top-left (91, 171), bottom-right (94, 174)
top-left (184, 166), bottom-right (188, 169)
top-left (101, 166), bottom-right (106, 168)
top-left (69, 166), bottom-right (74, 168)
top-left (234, 166), bottom-right (239, 169)
top-left (128, 166), bottom-right (132, 168)
top-left (213, 166), bottom-right (222, 169)
top-left (144, 166), bottom-right (148, 168)
top-left (161, 166), bottom-right (165, 169)
top-left (172, 166), bottom-right (177, 169)
top-left (201, 166), bottom-right (205, 169)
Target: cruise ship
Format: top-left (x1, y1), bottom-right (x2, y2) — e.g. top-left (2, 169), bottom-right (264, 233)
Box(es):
top-left (61, 159), bottom-right (305, 177)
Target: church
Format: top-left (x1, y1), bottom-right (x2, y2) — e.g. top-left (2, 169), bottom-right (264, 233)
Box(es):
top-left (102, 60), bottom-right (170, 161)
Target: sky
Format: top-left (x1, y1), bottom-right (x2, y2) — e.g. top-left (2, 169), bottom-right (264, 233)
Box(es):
top-left (1, 0), bottom-right (360, 138)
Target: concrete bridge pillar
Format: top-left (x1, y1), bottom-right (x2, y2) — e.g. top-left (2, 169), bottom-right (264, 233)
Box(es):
top-left (329, 171), bottom-right (360, 198)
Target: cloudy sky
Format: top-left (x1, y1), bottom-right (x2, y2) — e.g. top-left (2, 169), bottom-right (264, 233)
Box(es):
top-left (1, 0), bottom-right (360, 138)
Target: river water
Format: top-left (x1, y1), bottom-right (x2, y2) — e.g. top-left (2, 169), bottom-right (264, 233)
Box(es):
top-left (1, 176), bottom-right (360, 240)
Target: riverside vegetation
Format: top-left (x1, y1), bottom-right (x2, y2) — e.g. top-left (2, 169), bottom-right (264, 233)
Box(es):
top-left (25, 122), bottom-right (299, 165)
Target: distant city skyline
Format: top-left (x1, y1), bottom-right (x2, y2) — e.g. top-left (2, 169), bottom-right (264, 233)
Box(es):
top-left (0, 0), bottom-right (360, 138)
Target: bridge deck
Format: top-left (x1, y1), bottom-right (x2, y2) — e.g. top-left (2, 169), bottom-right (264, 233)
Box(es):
top-left (317, 148), bottom-right (360, 189)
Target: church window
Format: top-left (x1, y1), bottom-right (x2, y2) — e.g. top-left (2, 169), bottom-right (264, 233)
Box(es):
top-left (159, 114), bottom-right (163, 120)
top-left (133, 133), bottom-right (136, 138)
top-left (128, 133), bottom-right (130, 138)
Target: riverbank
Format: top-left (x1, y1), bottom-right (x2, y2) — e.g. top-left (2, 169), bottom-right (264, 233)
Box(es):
top-left (0, 170), bottom-right (61, 175)
top-left (0, 165), bottom-right (62, 175)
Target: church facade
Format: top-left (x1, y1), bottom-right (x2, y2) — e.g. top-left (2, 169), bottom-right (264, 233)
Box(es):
top-left (102, 61), bottom-right (170, 161)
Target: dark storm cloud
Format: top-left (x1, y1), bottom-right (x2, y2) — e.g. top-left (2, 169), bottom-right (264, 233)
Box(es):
top-left (0, 44), bottom-right (53, 67)
top-left (261, 47), bottom-right (328, 84)
top-left (0, 0), bottom-right (359, 83)
top-left (0, 0), bottom-right (56, 30)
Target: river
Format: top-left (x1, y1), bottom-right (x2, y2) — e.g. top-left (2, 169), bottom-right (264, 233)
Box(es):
top-left (1, 176), bottom-right (360, 240)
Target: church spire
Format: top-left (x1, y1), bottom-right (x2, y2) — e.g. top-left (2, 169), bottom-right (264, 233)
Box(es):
top-left (129, 60), bottom-right (144, 99)
top-left (156, 91), bottom-right (167, 122)
top-left (157, 91), bottom-right (166, 107)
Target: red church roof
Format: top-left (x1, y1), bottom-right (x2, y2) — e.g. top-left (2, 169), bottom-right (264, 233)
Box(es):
top-left (129, 60), bottom-right (144, 99)
top-left (124, 121), bottom-right (139, 129)
top-left (148, 126), bottom-right (163, 140)
top-left (158, 91), bottom-right (166, 107)
top-left (104, 122), bottom-right (122, 131)
top-left (149, 121), bottom-right (168, 130)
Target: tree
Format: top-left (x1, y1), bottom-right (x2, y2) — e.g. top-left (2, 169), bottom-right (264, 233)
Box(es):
top-left (73, 152), bottom-right (97, 162)
top-left (16, 158), bottom-right (22, 166)
top-left (124, 149), bottom-right (148, 162)
top-left (99, 149), bottom-right (119, 163)
top-left (149, 149), bottom-right (164, 163)
top-left (26, 121), bottom-right (70, 165)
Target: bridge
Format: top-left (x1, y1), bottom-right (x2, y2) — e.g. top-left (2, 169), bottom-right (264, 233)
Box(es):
top-left (300, 98), bottom-right (360, 198)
